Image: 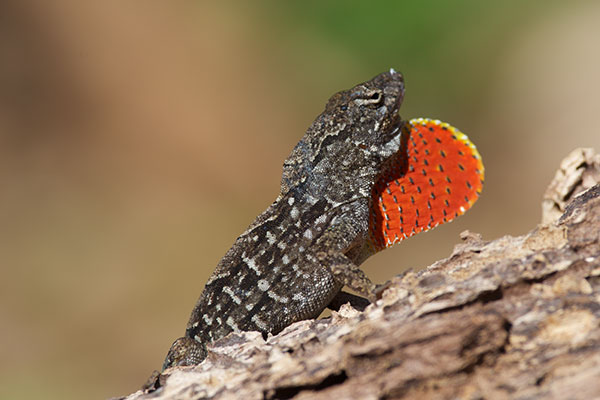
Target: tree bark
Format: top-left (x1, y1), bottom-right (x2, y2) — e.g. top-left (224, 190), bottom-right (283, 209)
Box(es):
top-left (123, 148), bottom-right (600, 400)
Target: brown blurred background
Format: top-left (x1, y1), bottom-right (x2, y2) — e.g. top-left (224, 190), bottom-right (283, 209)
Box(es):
top-left (1, 1), bottom-right (599, 398)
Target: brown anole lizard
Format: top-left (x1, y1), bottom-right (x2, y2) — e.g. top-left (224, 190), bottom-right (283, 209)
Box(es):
top-left (160, 69), bottom-right (484, 370)
top-left (161, 70), bottom-right (404, 369)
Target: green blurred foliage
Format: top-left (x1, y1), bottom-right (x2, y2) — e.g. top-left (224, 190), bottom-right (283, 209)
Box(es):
top-left (253, 0), bottom-right (562, 117)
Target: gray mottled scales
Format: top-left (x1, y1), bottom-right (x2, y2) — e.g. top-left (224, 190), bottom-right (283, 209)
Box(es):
top-left (162, 70), bottom-right (405, 369)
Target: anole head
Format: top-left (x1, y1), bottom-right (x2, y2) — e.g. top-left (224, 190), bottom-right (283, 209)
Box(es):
top-left (326, 68), bottom-right (404, 142)
top-left (337, 68), bottom-right (405, 163)
top-left (281, 70), bottom-right (405, 198)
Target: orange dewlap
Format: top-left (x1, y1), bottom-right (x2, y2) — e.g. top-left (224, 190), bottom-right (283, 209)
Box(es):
top-left (369, 118), bottom-right (484, 251)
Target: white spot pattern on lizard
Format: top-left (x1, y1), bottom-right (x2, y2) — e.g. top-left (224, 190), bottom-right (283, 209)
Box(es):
top-left (257, 279), bottom-right (270, 291)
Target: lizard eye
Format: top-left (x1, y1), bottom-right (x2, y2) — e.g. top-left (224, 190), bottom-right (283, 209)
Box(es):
top-left (354, 89), bottom-right (383, 106)
top-left (368, 91), bottom-right (382, 102)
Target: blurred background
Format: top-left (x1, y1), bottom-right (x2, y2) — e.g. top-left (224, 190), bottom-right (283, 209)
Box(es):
top-left (1, 1), bottom-right (599, 398)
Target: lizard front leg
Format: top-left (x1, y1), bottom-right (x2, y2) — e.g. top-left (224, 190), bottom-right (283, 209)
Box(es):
top-left (317, 251), bottom-right (378, 302)
top-left (312, 207), bottom-right (381, 302)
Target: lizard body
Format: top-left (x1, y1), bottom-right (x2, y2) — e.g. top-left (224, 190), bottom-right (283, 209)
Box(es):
top-left (163, 70), bottom-right (405, 368)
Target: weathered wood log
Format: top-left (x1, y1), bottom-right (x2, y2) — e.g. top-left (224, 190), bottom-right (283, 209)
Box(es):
top-left (123, 148), bottom-right (600, 400)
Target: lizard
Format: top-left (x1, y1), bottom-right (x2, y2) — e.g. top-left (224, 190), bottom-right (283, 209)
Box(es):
top-left (160, 69), bottom-right (484, 370)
